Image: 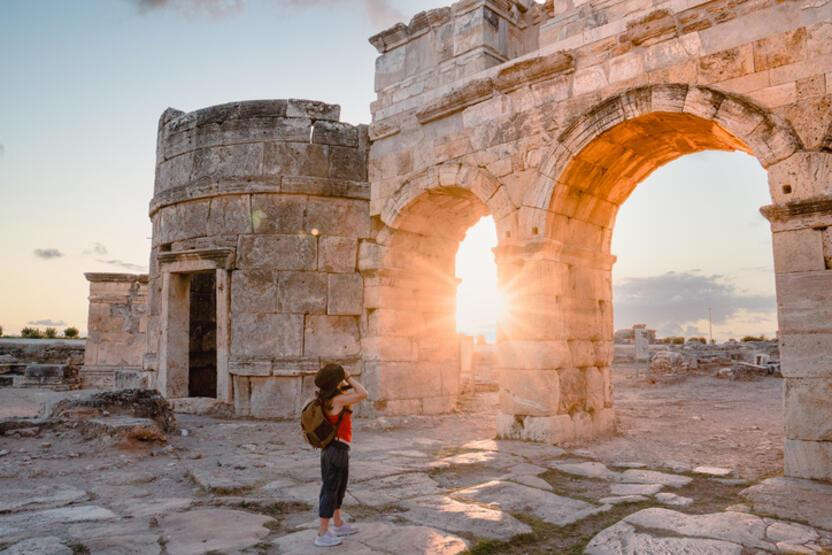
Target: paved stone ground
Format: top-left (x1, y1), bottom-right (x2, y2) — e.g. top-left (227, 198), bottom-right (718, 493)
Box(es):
top-left (0, 371), bottom-right (829, 554)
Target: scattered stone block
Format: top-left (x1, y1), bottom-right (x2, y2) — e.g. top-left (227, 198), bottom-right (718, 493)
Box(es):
top-left (693, 466), bottom-right (734, 477)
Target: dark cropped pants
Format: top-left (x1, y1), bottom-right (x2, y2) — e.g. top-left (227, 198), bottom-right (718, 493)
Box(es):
top-left (319, 440), bottom-right (349, 519)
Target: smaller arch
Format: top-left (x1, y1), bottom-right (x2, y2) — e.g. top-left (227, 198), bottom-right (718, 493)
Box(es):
top-left (380, 163), bottom-right (515, 242)
top-left (529, 84), bottom-right (804, 222)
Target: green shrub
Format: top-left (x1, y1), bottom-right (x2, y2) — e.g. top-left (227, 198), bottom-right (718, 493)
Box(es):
top-left (0, 325), bottom-right (3, 337)
top-left (670, 336), bottom-right (685, 345)
top-left (741, 334), bottom-right (767, 342)
top-left (687, 336), bottom-right (707, 344)
top-left (21, 327), bottom-right (43, 338)
top-left (44, 328), bottom-right (57, 338)
top-left (64, 327), bottom-right (79, 338)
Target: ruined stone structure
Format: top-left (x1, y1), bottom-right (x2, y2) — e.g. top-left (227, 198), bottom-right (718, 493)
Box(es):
top-left (84, 0), bottom-right (832, 480)
top-left (141, 100), bottom-right (370, 419)
top-left (81, 273), bottom-right (148, 389)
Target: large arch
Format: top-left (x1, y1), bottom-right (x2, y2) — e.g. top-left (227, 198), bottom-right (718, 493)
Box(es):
top-left (525, 85), bottom-right (802, 237)
top-left (494, 84), bottom-right (832, 480)
top-left (361, 164), bottom-right (510, 415)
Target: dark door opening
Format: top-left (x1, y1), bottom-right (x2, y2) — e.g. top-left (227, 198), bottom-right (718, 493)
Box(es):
top-left (189, 272), bottom-right (217, 398)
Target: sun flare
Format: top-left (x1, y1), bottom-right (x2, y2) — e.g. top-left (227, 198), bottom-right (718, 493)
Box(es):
top-left (455, 217), bottom-right (502, 342)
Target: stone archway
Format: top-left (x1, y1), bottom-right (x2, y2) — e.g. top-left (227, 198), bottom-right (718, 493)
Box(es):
top-left (360, 163), bottom-right (510, 415)
top-left (497, 84), bottom-right (831, 480)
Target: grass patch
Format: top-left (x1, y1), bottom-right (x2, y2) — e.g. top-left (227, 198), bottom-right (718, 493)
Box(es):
top-left (68, 542), bottom-right (90, 555)
top-left (464, 500), bottom-right (657, 555)
top-left (539, 469), bottom-right (612, 504)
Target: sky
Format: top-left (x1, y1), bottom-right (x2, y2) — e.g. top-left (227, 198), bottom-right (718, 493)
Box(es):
top-left (1, 0), bottom-right (776, 342)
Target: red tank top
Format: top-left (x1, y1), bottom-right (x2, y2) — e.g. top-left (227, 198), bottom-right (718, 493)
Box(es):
top-left (326, 407), bottom-right (352, 444)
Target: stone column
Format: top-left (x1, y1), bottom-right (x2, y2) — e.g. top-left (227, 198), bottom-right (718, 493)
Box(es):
top-left (764, 151), bottom-right (832, 481)
top-left (360, 230), bottom-right (462, 415)
top-left (494, 240), bottom-right (615, 444)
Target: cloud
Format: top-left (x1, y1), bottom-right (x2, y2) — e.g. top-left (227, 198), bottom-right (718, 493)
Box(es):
top-left (128, 0), bottom-right (405, 26)
top-left (130, 0), bottom-right (244, 18)
top-left (97, 259), bottom-right (147, 272)
top-left (613, 270), bottom-right (776, 337)
top-left (34, 248), bottom-right (63, 259)
top-left (83, 242), bottom-right (109, 256)
top-left (361, 0), bottom-right (405, 27)
top-left (28, 319), bottom-right (67, 326)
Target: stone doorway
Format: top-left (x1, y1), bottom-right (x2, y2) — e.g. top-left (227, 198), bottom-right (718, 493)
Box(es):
top-left (188, 272), bottom-right (217, 398)
top-left (156, 248), bottom-right (233, 404)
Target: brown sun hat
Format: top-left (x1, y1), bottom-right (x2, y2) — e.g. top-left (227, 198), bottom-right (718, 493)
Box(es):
top-left (315, 363), bottom-right (346, 398)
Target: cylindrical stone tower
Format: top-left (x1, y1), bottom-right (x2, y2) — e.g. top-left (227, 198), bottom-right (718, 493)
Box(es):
top-left (144, 99), bottom-right (370, 418)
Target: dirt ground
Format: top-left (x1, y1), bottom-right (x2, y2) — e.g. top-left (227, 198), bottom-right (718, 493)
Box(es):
top-left (588, 363), bottom-right (784, 480)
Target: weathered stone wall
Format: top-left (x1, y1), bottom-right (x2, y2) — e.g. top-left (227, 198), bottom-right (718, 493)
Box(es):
top-left (145, 99), bottom-right (371, 418)
top-left (82, 273), bottom-right (149, 389)
top-left (367, 0), bottom-right (832, 478)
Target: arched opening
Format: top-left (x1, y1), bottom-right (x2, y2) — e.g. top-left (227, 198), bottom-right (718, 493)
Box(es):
top-left (608, 149), bottom-right (782, 473)
top-left (364, 170), bottom-right (507, 415)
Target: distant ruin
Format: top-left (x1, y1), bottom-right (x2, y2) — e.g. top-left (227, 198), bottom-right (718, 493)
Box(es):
top-left (82, 0), bottom-right (832, 481)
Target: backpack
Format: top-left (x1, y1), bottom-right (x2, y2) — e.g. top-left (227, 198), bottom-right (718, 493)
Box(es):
top-left (300, 399), bottom-right (346, 449)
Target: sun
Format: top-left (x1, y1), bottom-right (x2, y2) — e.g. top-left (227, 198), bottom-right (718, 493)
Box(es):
top-left (455, 217), bottom-right (501, 342)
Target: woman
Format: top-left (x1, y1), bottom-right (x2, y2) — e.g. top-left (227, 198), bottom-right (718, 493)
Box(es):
top-left (313, 363), bottom-right (368, 548)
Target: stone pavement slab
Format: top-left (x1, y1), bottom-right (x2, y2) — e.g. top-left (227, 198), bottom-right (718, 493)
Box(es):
top-left (69, 519), bottom-right (161, 555)
top-left (0, 485), bottom-right (87, 513)
top-left (0, 537), bottom-right (72, 555)
top-left (158, 509), bottom-right (273, 555)
top-left (553, 461), bottom-right (620, 480)
top-left (585, 521), bottom-right (744, 555)
top-left (429, 450), bottom-right (525, 471)
top-left (654, 492), bottom-right (694, 506)
top-left (619, 468), bottom-right (693, 487)
top-left (401, 494), bottom-right (532, 540)
top-left (348, 472), bottom-right (442, 507)
top-left (273, 521), bottom-right (469, 554)
top-left (187, 466), bottom-right (266, 494)
top-left (454, 479), bottom-right (608, 526)
top-left (610, 483), bottom-right (663, 496)
top-left (741, 477), bottom-right (832, 531)
top-left (624, 508), bottom-right (773, 550)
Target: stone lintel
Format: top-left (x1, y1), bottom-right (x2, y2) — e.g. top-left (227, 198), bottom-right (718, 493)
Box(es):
top-left (416, 77), bottom-right (495, 124)
top-left (84, 273), bottom-right (149, 284)
top-left (157, 248), bottom-right (235, 271)
top-left (493, 51), bottom-right (574, 93)
top-left (760, 196), bottom-right (832, 224)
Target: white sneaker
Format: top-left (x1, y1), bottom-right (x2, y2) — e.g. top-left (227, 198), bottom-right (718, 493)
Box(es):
top-left (314, 531), bottom-right (343, 547)
top-left (332, 522), bottom-right (358, 536)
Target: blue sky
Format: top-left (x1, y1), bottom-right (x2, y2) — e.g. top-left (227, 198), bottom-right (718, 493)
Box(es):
top-left (1, 0), bottom-right (776, 340)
